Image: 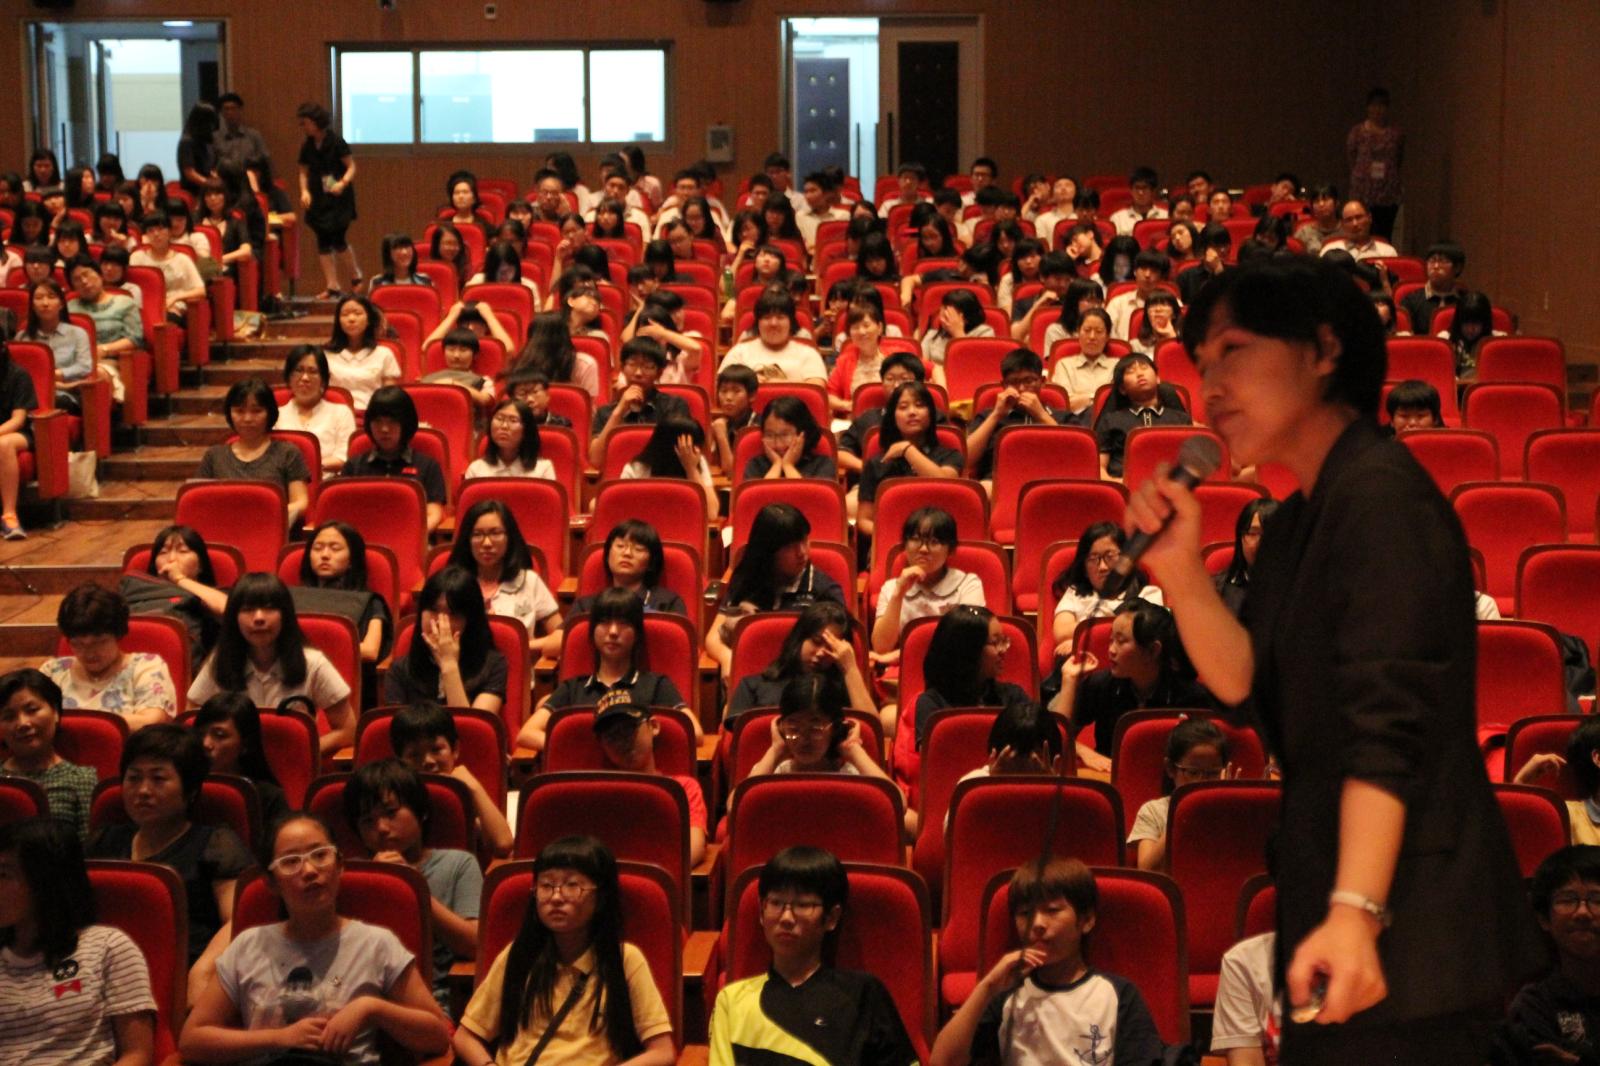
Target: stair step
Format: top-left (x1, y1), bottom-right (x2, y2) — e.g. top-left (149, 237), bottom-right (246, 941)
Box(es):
top-left (201, 358), bottom-right (286, 387)
top-left (64, 480), bottom-right (183, 521)
top-left (171, 387), bottom-right (230, 416)
top-left (139, 415), bottom-right (231, 448)
top-left (264, 315), bottom-right (335, 341)
top-left (0, 564), bottom-right (121, 595)
top-left (0, 593), bottom-right (69, 655)
top-left (101, 446), bottom-right (209, 481)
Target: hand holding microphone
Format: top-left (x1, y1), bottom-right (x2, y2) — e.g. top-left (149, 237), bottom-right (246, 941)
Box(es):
top-left (1106, 436), bottom-right (1223, 597)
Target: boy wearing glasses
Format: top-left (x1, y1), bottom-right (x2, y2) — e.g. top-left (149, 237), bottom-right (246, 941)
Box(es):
top-left (592, 689), bottom-right (707, 865)
top-left (589, 336), bottom-right (690, 466)
top-left (710, 846), bottom-right (919, 1066)
top-left (964, 347), bottom-right (1068, 485)
top-left (1495, 846), bottom-right (1600, 1064)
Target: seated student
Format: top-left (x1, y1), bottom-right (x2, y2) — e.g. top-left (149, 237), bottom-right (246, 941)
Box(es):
top-left (1032, 177), bottom-right (1079, 243)
top-left (130, 212), bottom-right (206, 320)
top-left (195, 378), bottom-right (311, 529)
top-left (996, 237), bottom-right (1045, 316)
top-left (525, 587), bottom-right (691, 752)
top-left (343, 759), bottom-right (481, 1013)
top-left (87, 724), bottom-right (253, 969)
top-left (1178, 223), bottom-right (1234, 305)
top-left (179, 814), bottom-right (450, 1066)
top-left (570, 520), bottom-right (688, 618)
top-left (121, 524), bottom-right (228, 668)
top-left (501, 367), bottom-right (573, 429)
top-left (1095, 352), bottom-right (1193, 481)
top-left (920, 288), bottom-right (994, 374)
top-left (465, 240), bottom-right (542, 308)
top-left (41, 582), bottom-right (177, 729)
top-left (466, 398), bottom-right (557, 482)
top-left (446, 499), bottom-right (563, 658)
top-left (904, 605), bottom-right (1031, 764)
top-left (1385, 378), bottom-right (1444, 434)
top-left (369, 231), bottom-right (433, 291)
top-left (713, 361), bottom-right (761, 470)
top-left (97, 246), bottom-right (142, 313)
top-left (1105, 249), bottom-right (1174, 340)
top-left (953, 700), bottom-right (1067, 789)
top-left (878, 161), bottom-right (928, 218)
top-left (1494, 846), bottom-right (1600, 1065)
top-left (423, 300), bottom-right (519, 376)
top-left (1109, 166), bottom-right (1169, 235)
top-left (67, 258), bottom-right (140, 404)
top-left (0, 669), bottom-right (97, 840)
top-left (1132, 291), bottom-right (1182, 356)
top-left (421, 327), bottom-right (496, 408)
top-left (745, 395), bottom-right (835, 482)
top-left (625, 292), bottom-right (706, 387)
top-left (555, 268), bottom-right (610, 346)
top-left (835, 352), bottom-right (925, 481)
top-left (589, 689), bottom-right (708, 865)
top-left (724, 601), bottom-right (876, 724)
top-left (1215, 499), bottom-right (1279, 619)
top-left (1009, 251), bottom-right (1076, 346)
top-left (871, 506), bottom-right (986, 667)
top-left (19, 279), bottom-right (93, 413)
top-left (187, 574), bottom-right (355, 756)
top-left (710, 845), bottom-right (917, 1066)
top-left (1514, 716), bottom-right (1600, 845)
top-left (0, 817), bottom-right (158, 1066)
top-left (967, 347), bottom-right (1069, 483)
top-left (18, 247), bottom-right (58, 290)
top-left (856, 381), bottom-right (963, 540)
top-left (1371, 292), bottom-right (1401, 335)
top-left (721, 288), bottom-right (827, 385)
top-left (1439, 290), bottom-right (1504, 379)
top-left (1319, 197), bottom-right (1397, 261)
top-left (1212, 890), bottom-right (1280, 1066)
top-left (278, 344), bottom-right (357, 476)
top-left (1052, 600), bottom-right (1211, 772)
top-left (427, 221), bottom-right (473, 292)
top-left (325, 295), bottom-right (400, 412)
top-left (454, 835), bottom-right (676, 1066)
top-left (1064, 218), bottom-right (1105, 278)
top-left (293, 519), bottom-right (394, 663)
top-left (589, 337), bottom-right (691, 466)
top-left (390, 701), bottom-right (513, 857)
top-left (1400, 241), bottom-right (1466, 338)
top-left (383, 566), bottom-right (508, 716)
top-left (749, 674), bottom-right (890, 783)
top-left (619, 418), bottom-right (720, 520)
top-left (341, 385), bottom-right (448, 533)
top-left (192, 692), bottom-right (291, 831)
top-left (707, 504), bottom-right (846, 675)
top-left (930, 858), bottom-right (1166, 1066)
top-left (1125, 717), bottom-right (1234, 872)
top-left (509, 310), bottom-right (602, 402)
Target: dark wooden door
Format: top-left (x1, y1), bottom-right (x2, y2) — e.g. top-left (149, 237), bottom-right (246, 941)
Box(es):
top-left (895, 41), bottom-right (958, 181)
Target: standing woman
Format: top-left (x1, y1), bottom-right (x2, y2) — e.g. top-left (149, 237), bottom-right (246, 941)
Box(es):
top-left (296, 101), bottom-right (360, 298)
top-left (1124, 256), bottom-right (1540, 1061)
top-left (176, 101), bottom-right (220, 196)
top-left (1347, 88), bottom-right (1405, 242)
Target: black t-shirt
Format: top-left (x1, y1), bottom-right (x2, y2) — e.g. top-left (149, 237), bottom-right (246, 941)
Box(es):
top-left (858, 442), bottom-right (964, 504)
top-left (342, 447), bottom-right (448, 505)
top-left (0, 360), bottom-right (39, 446)
top-left (726, 674), bottom-right (791, 721)
top-left (1072, 670), bottom-right (1213, 754)
top-left (913, 681), bottom-right (1033, 749)
top-left (119, 573), bottom-right (218, 670)
top-left (298, 131), bottom-right (356, 226)
top-left (1094, 403), bottom-right (1193, 479)
top-left (590, 390), bottom-right (690, 435)
top-left (545, 669), bottom-right (685, 711)
top-left (383, 648), bottom-right (508, 706)
top-left (1496, 972), bottom-right (1600, 1066)
top-left (736, 967), bottom-right (918, 1066)
top-left (743, 451), bottom-right (837, 481)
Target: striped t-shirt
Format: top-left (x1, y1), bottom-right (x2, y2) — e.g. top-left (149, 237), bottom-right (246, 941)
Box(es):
top-left (0, 924), bottom-right (156, 1066)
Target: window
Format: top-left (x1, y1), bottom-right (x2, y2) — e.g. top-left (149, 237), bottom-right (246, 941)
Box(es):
top-left (334, 44), bottom-right (669, 146)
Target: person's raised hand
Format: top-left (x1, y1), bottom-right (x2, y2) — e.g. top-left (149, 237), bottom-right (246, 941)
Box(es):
top-left (675, 434), bottom-right (701, 476)
top-left (1059, 651), bottom-right (1098, 686)
top-left (783, 435), bottom-right (805, 467)
top-left (371, 850), bottom-right (408, 866)
top-left (1015, 389), bottom-right (1046, 418)
top-left (882, 440), bottom-right (911, 463)
top-left (820, 629), bottom-right (857, 673)
top-left (979, 947), bottom-right (1048, 995)
top-left (619, 384), bottom-right (646, 412)
top-left (899, 563), bottom-right (928, 588)
top-left (423, 613), bottom-right (460, 668)
top-left (1514, 752), bottom-right (1567, 785)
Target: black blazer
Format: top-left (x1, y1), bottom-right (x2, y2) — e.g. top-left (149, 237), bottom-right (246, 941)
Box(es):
top-left (1244, 418), bottom-right (1544, 1025)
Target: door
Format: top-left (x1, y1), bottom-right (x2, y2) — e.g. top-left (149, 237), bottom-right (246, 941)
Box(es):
top-left (879, 20), bottom-right (982, 186)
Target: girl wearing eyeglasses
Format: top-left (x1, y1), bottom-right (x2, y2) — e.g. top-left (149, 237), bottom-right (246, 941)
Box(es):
top-left (180, 814), bottom-right (449, 1066)
top-left (453, 836), bottom-right (675, 1066)
top-left (1050, 521), bottom-right (1165, 652)
top-left (445, 499), bottom-right (563, 659)
top-left (1127, 717), bottom-right (1234, 872)
top-left (749, 674), bottom-right (889, 781)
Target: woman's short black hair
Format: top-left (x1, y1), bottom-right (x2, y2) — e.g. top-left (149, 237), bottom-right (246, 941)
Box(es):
top-left (923, 605), bottom-right (998, 706)
top-left (57, 582), bottom-right (130, 639)
top-left (603, 520), bottom-right (664, 587)
top-left (1181, 255), bottom-right (1388, 420)
top-left (0, 817), bottom-right (96, 968)
top-left (0, 668), bottom-right (63, 717)
top-left (753, 287), bottom-right (798, 331)
top-left (364, 385), bottom-right (420, 444)
top-left (121, 722), bottom-right (210, 804)
top-left (282, 344), bottom-right (329, 387)
top-left (1165, 716), bottom-right (1229, 765)
top-left (390, 701), bottom-right (457, 753)
top-left (448, 499), bottom-right (535, 583)
top-left (223, 378), bottom-right (278, 432)
top-left (759, 845), bottom-right (849, 912)
top-left (1114, 599), bottom-right (1189, 679)
top-left (633, 417), bottom-right (705, 478)
top-left (410, 566), bottom-right (493, 682)
top-left (344, 757), bottom-right (433, 839)
top-left (902, 506), bottom-right (958, 549)
top-left (760, 395), bottom-right (823, 458)
top-left (300, 520), bottom-right (371, 591)
top-left (587, 587), bottom-right (646, 669)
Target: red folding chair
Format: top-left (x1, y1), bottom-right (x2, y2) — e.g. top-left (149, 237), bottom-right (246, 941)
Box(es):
top-left (1108, 709), bottom-right (1268, 825)
top-left (1518, 544), bottom-right (1600, 668)
top-left (1493, 783), bottom-right (1572, 878)
top-left (1463, 383), bottom-right (1565, 479)
top-left (54, 708), bottom-right (129, 781)
top-left (1122, 426), bottom-right (1230, 488)
top-left (1399, 429), bottom-right (1501, 495)
top-left (313, 478), bottom-right (428, 609)
top-left (277, 542), bottom-right (400, 630)
top-left (1504, 715), bottom-right (1588, 800)
top-left (1385, 337), bottom-right (1461, 425)
top-left (1476, 619), bottom-right (1569, 756)
top-left (869, 478), bottom-right (989, 612)
top-left (942, 337), bottom-right (1021, 404)
top-left (987, 427), bottom-right (1101, 544)
top-left (587, 478), bottom-right (710, 559)
top-left (541, 704), bottom-right (697, 778)
top-left (1525, 430), bottom-right (1600, 542)
top-left (0, 776), bottom-right (48, 824)
top-left (371, 284), bottom-right (442, 340)
top-left (728, 477), bottom-right (848, 549)
top-left (1452, 482), bottom-right (1566, 613)
top-left (1191, 482), bottom-right (1270, 552)
top-left (174, 480), bottom-right (286, 573)
top-left (559, 612), bottom-right (701, 725)
top-left (1477, 337), bottom-right (1567, 401)
top-left (90, 774), bottom-right (262, 852)
top-left (389, 615), bottom-right (530, 741)
top-left (86, 861), bottom-right (188, 1061)
top-left (575, 540), bottom-right (704, 633)
top-left (1011, 482), bottom-right (1128, 613)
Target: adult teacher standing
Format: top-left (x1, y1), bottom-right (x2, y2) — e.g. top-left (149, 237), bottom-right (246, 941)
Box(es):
top-left (295, 101), bottom-right (361, 298)
top-left (1125, 257), bottom-right (1542, 1063)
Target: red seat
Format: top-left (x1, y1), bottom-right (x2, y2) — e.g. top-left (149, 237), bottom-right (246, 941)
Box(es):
top-left (1109, 710), bottom-right (1269, 827)
top-left (1399, 429), bottom-right (1500, 495)
top-left (1191, 482), bottom-right (1269, 551)
top-left (749, 380), bottom-right (831, 431)
top-left (514, 772), bottom-right (691, 923)
top-left (402, 383), bottom-right (476, 487)
top-left (461, 282), bottom-right (534, 333)
top-left (356, 706), bottom-right (508, 813)
top-left (988, 427), bottom-right (1101, 544)
top-left (1519, 544), bottom-right (1600, 668)
top-left (1154, 340), bottom-right (1205, 420)
top-left (423, 222), bottom-right (486, 275)
top-left (942, 337), bottom-right (1022, 404)
top-left (371, 284), bottom-right (442, 340)
top-left (296, 612), bottom-right (362, 719)
top-left (544, 384), bottom-right (594, 460)
top-left (1166, 781), bottom-right (1280, 1007)
top-left (1452, 481), bottom-right (1567, 611)
top-left (305, 771), bottom-right (475, 856)
top-left (456, 476), bottom-right (572, 590)
top-left (588, 479), bottom-right (710, 559)
top-left (1434, 303), bottom-right (1517, 336)
top-left (1385, 337), bottom-right (1461, 424)
top-left (0, 776), bottom-right (47, 824)
top-left (854, 379), bottom-right (948, 419)
top-left (1504, 715), bottom-right (1587, 800)
top-left (1477, 337), bottom-right (1567, 400)
top-left (54, 708), bottom-right (128, 781)
top-left (895, 615), bottom-right (1037, 751)
top-left (725, 612), bottom-right (805, 702)
top-left (1237, 875), bottom-right (1276, 939)
top-left (1493, 783), bottom-right (1572, 878)
top-left (1476, 620), bottom-right (1569, 755)
top-left (1011, 482), bottom-right (1128, 614)
top-left (559, 611), bottom-right (701, 726)
top-left (90, 774), bottom-right (261, 851)
top-left (1463, 382), bottom-right (1565, 479)
top-left (978, 867), bottom-right (1190, 1045)
top-left (939, 777), bottom-right (1123, 1008)
top-left (174, 479), bottom-right (286, 573)
top-left (278, 541), bottom-right (400, 631)
top-left (255, 704), bottom-right (321, 810)
top-left (390, 615), bottom-right (530, 741)
top-left (121, 267), bottom-right (182, 394)
top-left (659, 383), bottom-right (712, 440)
top-left (1525, 430), bottom-right (1600, 541)
top-left (542, 704), bottom-right (697, 778)
top-left (728, 477), bottom-right (848, 549)
top-left (576, 540), bottom-right (704, 633)
top-left (86, 860), bottom-right (187, 1061)
top-left (123, 542), bottom-right (246, 591)
top-left (869, 478), bottom-right (989, 612)
top-left (1122, 426), bottom-right (1230, 488)
top-left (595, 424), bottom-right (658, 481)
top-left (313, 477), bottom-right (428, 608)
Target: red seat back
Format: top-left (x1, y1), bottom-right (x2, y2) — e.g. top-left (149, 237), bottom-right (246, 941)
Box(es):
top-left (1503, 715), bottom-right (1587, 800)
top-left (1463, 382), bottom-right (1565, 478)
top-left (1475, 620), bottom-right (1569, 745)
top-left (1493, 783), bottom-right (1572, 878)
top-left (1452, 482), bottom-right (1567, 608)
top-left (588, 479), bottom-right (709, 558)
top-left (542, 704), bottom-right (697, 778)
top-left (86, 861), bottom-right (187, 1060)
top-left (255, 705), bottom-right (320, 810)
top-left (1477, 337), bottom-right (1566, 399)
top-left (942, 337), bottom-right (1021, 404)
top-left (175, 480), bottom-right (286, 573)
top-left (575, 540), bottom-right (703, 633)
top-left (402, 383), bottom-right (476, 486)
top-left (1190, 482), bottom-right (1269, 552)
top-left (1109, 710), bottom-right (1268, 825)
top-left (313, 477), bottom-right (428, 601)
top-left (371, 284), bottom-right (442, 340)
top-left (724, 708), bottom-right (885, 791)
top-left (876, 540), bottom-right (1010, 617)
top-left (0, 776), bottom-right (48, 824)
top-left (729, 477), bottom-right (848, 548)
top-left (1122, 426), bottom-right (1229, 488)
top-left (896, 614), bottom-right (1036, 726)
top-left (55, 708), bottom-right (129, 781)
top-left (1518, 544), bottom-right (1600, 668)
top-left (277, 541), bottom-right (400, 631)
top-left (390, 616), bottom-right (530, 740)
top-left (1525, 430), bottom-right (1600, 541)
top-left (989, 428), bottom-right (1101, 543)
top-left (1385, 337), bottom-right (1461, 424)
top-left (1011, 482), bottom-right (1128, 613)
top-left (1399, 429), bottom-right (1501, 495)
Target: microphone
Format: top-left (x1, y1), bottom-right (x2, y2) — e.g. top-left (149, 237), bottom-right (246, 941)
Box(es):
top-left (1101, 436), bottom-right (1223, 598)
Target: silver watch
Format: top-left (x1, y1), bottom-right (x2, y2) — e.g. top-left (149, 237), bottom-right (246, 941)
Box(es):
top-left (1328, 889), bottom-right (1392, 927)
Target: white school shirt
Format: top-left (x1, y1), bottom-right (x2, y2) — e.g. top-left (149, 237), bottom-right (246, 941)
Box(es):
top-left (1051, 352), bottom-right (1119, 414)
top-left (328, 346), bottom-right (401, 411)
top-left (463, 455), bottom-right (557, 482)
top-left (277, 399), bottom-right (358, 471)
top-left (1318, 236), bottom-right (1397, 261)
top-left (720, 337), bottom-right (827, 383)
top-left (1109, 205), bottom-right (1168, 236)
top-left (1211, 932), bottom-right (1280, 1061)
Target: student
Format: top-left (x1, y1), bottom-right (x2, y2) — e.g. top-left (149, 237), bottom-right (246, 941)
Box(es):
top-left (721, 289), bottom-right (827, 385)
top-left (524, 587), bottom-right (691, 752)
top-left (871, 506), bottom-right (986, 664)
top-left (724, 601), bottom-right (876, 724)
top-left (454, 835), bottom-right (675, 1066)
top-left (276, 345), bottom-right (356, 476)
top-left (557, 270), bottom-right (609, 346)
top-left (570, 521), bottom-right (689, 618)
top-left (442, 170), bottom-right (489, 237)
top-left (383, 565), bottom-right (508, 715)
top-left (906, 605), bottom-right (1031, 759)
top-left (1400, 241), bottom-right (1465, 337)
top-left (23, 147), bottom-right (62, 193)
top-left (1126, 716), bottom-right (1234, 871)
top-left (856, 381), bottom-right (963, 540)
top-left (921, 288), bottom-right (994, 370)
top-left (341, 385), bottom-right (448, 532)
top-left (187, 574), bottom-right (355, 756)
top-left (796, 171), bottom-right (850, 253)
top-left (1133, 292), bottom-right (1182, 356)
top-left (1105, 249), bottom-right (1174, 340)
top-left (130, 212), bottom-right (206, 319)
top-left (1292, 183), bottom-right (1343, 255)
top-left (67, 258), bottom-right (140, 403)
top-left (1494, 846), bottom-right (1600, 1065)
top-left (1178, 223), bottom-right (1234, 305)
top-left (427, 222), bottom-right (472, 291)
top-left (511, 310), bottom-right (602, 400)
top-left (195, 378), bottom-right (311, 528)
top-left (192, 692), bottom-right (291, 832)
top-left (87, 724), bottom-right (253, 967)
top-left (465, 398), bottom-right (556, 482)
top-left (1110, 166), bottom-right (1169, 235)
top-left (1213, 909), bottom-right (1280, 1066)
top-left (19, 279), bottom-right (93, 419)
top-left (1052, 600), bottom-right (1211, 771)
top-left (120, 524), bottom-right (228, 666)
top-left (502, 368), bottom-right (572, 429)
top-left (708, 505), bottom-right (847, 675)
top-left (1319, 198), bottom-right (1397, 261)
top-left (422, 299), bottom-right (517, 371)
top-left (1095, 352), bottom-right (1193, 480)
top-left (626, 293), bottom-right (705, 387)
top-left (710, 845), bottom-right (916, 1066)
top-left (1216, 499), bottom-right (1279, 619)
top-left (324, 295), bottom-right (400, 412)
top-left (390, 701), bottom-right (513, 856)
top-left (296, 101), bottom-right (362, 297)
top-left (1165, 219), bottom-right (1201, 267)
top-left (749, 674), bottom-right (890, 781)
top-left (710, 363), bottom-right (761, 472)
top-left (0, 816), bottom-right (157, 1066)
top-left (1385, 378), bottom-right (1444, 433)
top-left (590, 337), bottom-right (691, 466)
top-left (929, 857), bottom-right (1166, 1066)
top-left (1050, 520), bottom-right (1166, 645)
top-left (344, 759), bottom-right (481, 1012)
top-left (370, 231), bottom-right (433, 291)
top-left (179, 814), bottom-right (449, 1064)
top-left (422, 327), bottom-right (496, 408)
top-left (41, 582), bottom-right (177, 729)
top-left (967, 347), bottom-right (1068, 481)
top-left (1440, 290), bottom-right (1502, 379)
top-left (619, 418), bottom-right (719, 520)
top-left (878, 161), bottom-right (928, 217)
top-left (1009, 251), bottom-right (1077, 346)
top-left (0, 670), bottom-right (97, 840)
top-left (294, 519), bottom-right (393, 663)
top-left (954, 700), bottom-right (1067, 787)
top-left (745, 395), bottom-right (835, 482)
top-left (466, 241), bottom-right (542, 308)
top-left (996, 237), bottom-right (1045, 316)
top-left (446, 499), bottom-right (563, 658)
top-left (1514, 716), bottom-right (1600, 845)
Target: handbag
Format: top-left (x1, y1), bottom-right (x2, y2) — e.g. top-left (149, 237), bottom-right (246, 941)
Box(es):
top-left (66, 450), bottom-right (99, 499)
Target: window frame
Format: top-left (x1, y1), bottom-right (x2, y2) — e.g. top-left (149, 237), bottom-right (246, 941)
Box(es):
top-left (330, 41), bottom-right (672, 151)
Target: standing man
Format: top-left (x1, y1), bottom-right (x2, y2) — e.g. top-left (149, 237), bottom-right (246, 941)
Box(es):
top-left (213, 93), bottom-right (271, 175)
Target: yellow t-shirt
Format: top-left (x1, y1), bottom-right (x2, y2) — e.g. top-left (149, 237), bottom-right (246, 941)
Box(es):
top-left (460, 942), bottom-right (671, 1066)
top-left (1567, 800), bottom-right (1600, 846)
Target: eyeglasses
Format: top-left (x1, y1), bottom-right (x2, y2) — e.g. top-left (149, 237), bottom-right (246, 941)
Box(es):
top-left (490, 415), bottom-right (522, 428)
top-left (905, 535), bottom-right (948, 549)
top-left (1086, 550), bottom-right (1122, 569)
top-left (761, 896), bottom-right (825, 919)
top-left (290, 366), bottom-right (322, 380)
top-left (269, 844), bottom-right (339, 876)
top-left (1172, 764), bottom-right (1227, 780)
top-left (535, 877), bottom-right (595, 901)
top-left (779, 723), bottom-right (834, 742)
top-left (1551, 893), bottom-right (1600, 915)
top-left (471, 528), bottom-right (507, 542)
top-left (761, 432), bottom-right (797, 445)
